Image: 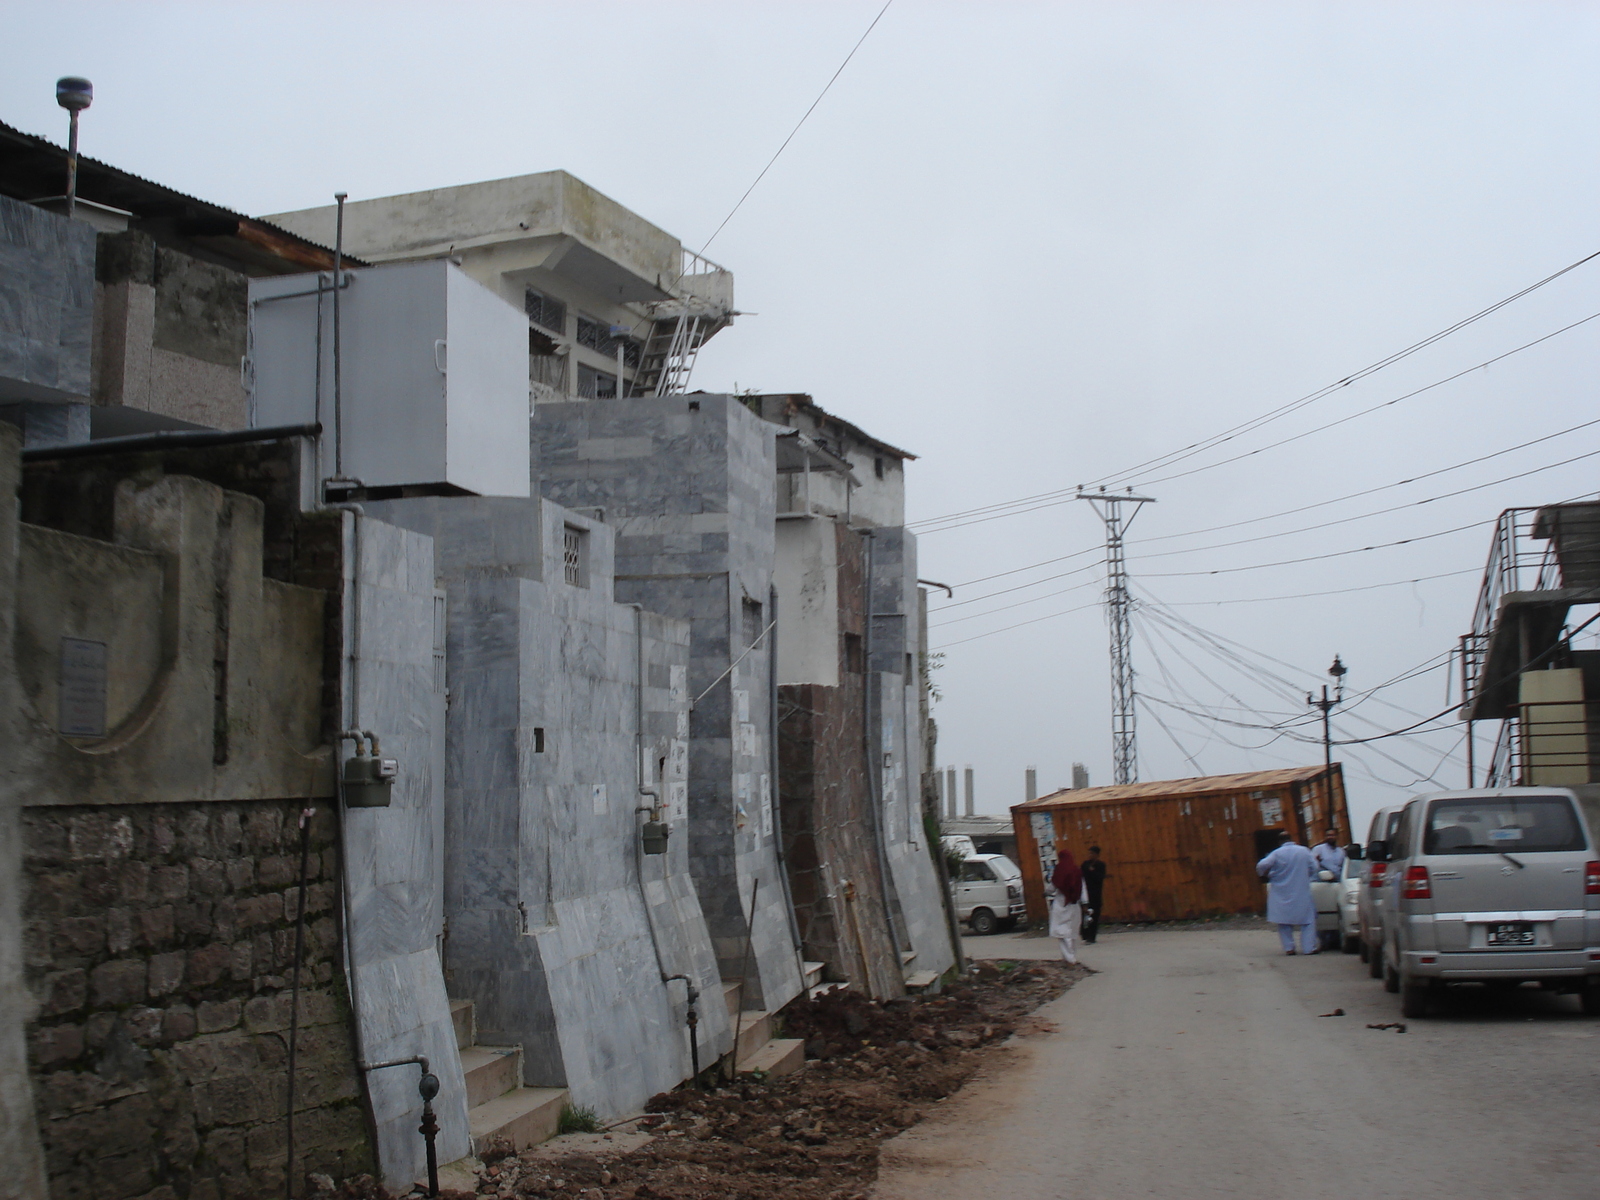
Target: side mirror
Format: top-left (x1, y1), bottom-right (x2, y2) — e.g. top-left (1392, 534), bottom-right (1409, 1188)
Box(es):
top-left (1367, 839), bottom-right (1388, 863)
top-left (1346, 843), bottom-right (1364, 861)
top-left (1317, 869), bottom-right (1336, 882)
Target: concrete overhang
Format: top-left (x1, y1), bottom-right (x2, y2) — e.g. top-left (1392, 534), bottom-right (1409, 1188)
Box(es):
top-left (1467, 587), bottom-right (1600, 721)
top-left (775, 428), bottom-right (856, 480)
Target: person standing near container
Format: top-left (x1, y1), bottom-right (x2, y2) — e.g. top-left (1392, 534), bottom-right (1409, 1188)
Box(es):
top-left (1049, 848), bottom-right (1088, 964)
top-left (1257, 831), bottom-right (1318, 955)
top-left (1311, 830), bottom-right (1345, 874)
top-left (1080, 846), bottom-right (1108, 944)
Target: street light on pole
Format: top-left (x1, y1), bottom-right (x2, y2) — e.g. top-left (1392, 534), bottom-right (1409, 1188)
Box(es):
top-left (55, 76), bottom-right (93, 219)
top-left (1308, 655), bottom-right (1347, 774)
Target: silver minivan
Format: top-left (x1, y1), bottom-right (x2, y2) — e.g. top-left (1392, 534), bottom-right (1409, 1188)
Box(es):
top-left (1358, 804), bottom-right (1406, 979)
top-left (1372, 787), bottom-right (1600, 1018)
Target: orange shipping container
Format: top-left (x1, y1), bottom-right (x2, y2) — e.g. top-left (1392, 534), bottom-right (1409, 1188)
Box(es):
top-left (1011, 765), bottom-right (1350, 924)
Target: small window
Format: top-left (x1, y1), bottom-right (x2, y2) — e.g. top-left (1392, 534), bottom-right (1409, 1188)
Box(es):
top-left (843, 632), bottom-right (863, 673)
top-left (904, 652), bottom-right (913, 678)
top-left (533, 727), bottom-right (545, 753)
top-left (743, 598), bottom-right (764, 648)
top-left (874, 456), bottom-right (885, 480)
top-left (562, 525), bottom-right (588, 587)
top-left (525, 288), bottom-right (567, 335)
top-left (577, 363), bottom-right (618, 400)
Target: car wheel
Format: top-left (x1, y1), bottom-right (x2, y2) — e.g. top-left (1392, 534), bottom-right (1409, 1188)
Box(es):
top-left (1400, 978), bottom-right (1431, 1018)
top-left (969, 908), bottom-right (997, 936)
top-left (1384, 959), bottom-right (1400, 994)
top-left (1368, 942), bottom-right (1384, 979)
top-left (1342, 934), bottom-right (1360, 955)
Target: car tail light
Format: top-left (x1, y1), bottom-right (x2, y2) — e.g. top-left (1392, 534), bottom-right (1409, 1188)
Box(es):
top-left (1585, 861), bottom-right (1600, 895)
top-left (1402, 866), bottom-right (1431, 900)
top-left (1369, 862), bottom-right (1388, 888)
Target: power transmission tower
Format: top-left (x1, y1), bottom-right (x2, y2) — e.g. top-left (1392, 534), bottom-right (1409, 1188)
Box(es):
top-left (1077, 487), bottom-right (1156, 785)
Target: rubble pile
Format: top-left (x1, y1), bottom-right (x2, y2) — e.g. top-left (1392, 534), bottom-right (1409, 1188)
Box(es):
top-left (464, 960), bottom-right (1087, 1200)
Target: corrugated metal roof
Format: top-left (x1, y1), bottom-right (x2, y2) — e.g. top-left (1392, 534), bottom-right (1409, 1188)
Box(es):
top-left (1013, 765), bottom-right (1331, 812)
top-left (0, 120), bottom-right (363, 275)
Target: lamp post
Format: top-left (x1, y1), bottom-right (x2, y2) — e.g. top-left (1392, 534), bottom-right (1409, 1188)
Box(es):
top-left (55, 77), bottom-right (92, 218)
top-left (1308, 656), bottom-right (1346, 838)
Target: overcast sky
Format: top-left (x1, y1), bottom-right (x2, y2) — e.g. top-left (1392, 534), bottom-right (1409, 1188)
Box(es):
top-left (7, 1), bottom-right (1598, 836)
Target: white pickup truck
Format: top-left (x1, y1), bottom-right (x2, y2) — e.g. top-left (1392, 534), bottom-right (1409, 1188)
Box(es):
top-left (952, 853), bottom-right (1026, 935)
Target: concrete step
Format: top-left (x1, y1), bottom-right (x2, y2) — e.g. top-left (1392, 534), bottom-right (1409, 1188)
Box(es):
top-left (733, 1011), bottom-right (772, 1063)
top-left (468, 1086), bottom-right (567, 1156)
top-left (460, 1045), bottom-right (520, 1110)
top-left (903, 969), bottom-right (940, 995)
top-left (449, 999), bottom-right (473, 1052)
top-left (737, 1038), bottom-right (805, 1080)
top-left (900, 950), bottom-right (917, 966)
top-left (802, 961), bottom-right (825, 990)
top-left (721, 981), bottom-right (743, 1021)
top-left (808, 982), bottom-right (845, 1000)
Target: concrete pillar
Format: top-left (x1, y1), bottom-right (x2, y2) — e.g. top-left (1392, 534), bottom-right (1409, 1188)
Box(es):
top-left (1072, 762), bottom-right (1089, 790)
top-left (963, 765), bottom-right (974, 817)
top-left (1025, 766), bottom-right (1037, 802)
top-left (945, 766), bottom-right (957, 819)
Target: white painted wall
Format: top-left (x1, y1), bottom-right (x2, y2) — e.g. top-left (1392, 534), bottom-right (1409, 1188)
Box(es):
top-left (774, 516), bottom-right (839, 687)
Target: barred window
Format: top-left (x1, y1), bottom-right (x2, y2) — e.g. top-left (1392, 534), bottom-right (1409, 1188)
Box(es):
top-left (577, 363), bottom-right (618, 400)
top-left (576, 313), bottom-right (641, 368)
top-left (562, 525), bottom-right (588, 587)
top-left (525, 288), bottom-right (567, 335)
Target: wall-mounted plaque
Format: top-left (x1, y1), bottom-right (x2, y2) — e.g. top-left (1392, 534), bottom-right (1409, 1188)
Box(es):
top-left (59, 637), bottom-right (107, 737)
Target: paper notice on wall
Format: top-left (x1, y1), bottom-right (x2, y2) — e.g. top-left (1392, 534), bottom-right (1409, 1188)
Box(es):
top-left (670, 665), bottom-right (687, 705)
top-left (739, 722), bottom-right (757, 758)
top-left (1258, 797), bottom-right (1283, 826)
top-left (592, 784), bottom-right (608, 815)
top-left (735, 773), bottom-right (750, 828)
top-left (668, 781), bottom-right (688, 822)
top-left (760, 774), bottom-right (772, 838)
top-left (734, 689), bottom-right (750, 723)
top-left (668, 738), bottom-right (688, 781)
top-left (1031, 813), bottom-right (1057, 875)
top-left (676, 710), bottom-right (689, 738)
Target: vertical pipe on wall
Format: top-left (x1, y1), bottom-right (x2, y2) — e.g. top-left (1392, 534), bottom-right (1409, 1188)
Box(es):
top-left (766, 585), bottom-right (807, 981)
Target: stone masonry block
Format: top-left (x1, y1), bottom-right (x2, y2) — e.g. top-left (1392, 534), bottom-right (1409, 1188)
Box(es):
top-left (106, 907), bottom-right (134, 955)
top-left (39, 968), bottom-right (88, 1017)
top-left (29, 1022), bottom-right (84, 1068)
top-left (147, 951), bottom-right (186, 997)
top-left (90, 958), bottom-right (147, 1006)
top-left (162, 1005), bottom-right (196, 1044)
top-left (151, 865), bottom-right (189, 902)
top-left (196, 999), bottom-right (241, 1034)
top-left (53, 914), bottom-right (105, 957)
top-left (186, 943), bottom-right (232, 988)
top-left (137, 905), bottom-right (174, 947)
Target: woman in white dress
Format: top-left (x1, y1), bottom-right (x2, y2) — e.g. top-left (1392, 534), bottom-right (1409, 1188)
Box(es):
top-left (1048, 850), bottom-right (1088, 964)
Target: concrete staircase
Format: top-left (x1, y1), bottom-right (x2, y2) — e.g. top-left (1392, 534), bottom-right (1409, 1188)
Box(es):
top-left (450, 999), bottom-right (567, 1155)
top-left (723, 981), bottom-right (805, 1080)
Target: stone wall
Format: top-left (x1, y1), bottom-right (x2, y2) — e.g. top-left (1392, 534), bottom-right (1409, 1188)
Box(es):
top-left (21, 801), bottom-right (371, 1200)
top-left (534, 395), bottom-right (804, 1014)
top-left (777, 521), bottom-right (904, 997)
top-left (0, 195), bottom-right (95, 407)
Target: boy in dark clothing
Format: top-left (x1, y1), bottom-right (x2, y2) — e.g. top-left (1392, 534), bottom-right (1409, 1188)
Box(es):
top-left (1081, 846), bottom-right (1108, 943)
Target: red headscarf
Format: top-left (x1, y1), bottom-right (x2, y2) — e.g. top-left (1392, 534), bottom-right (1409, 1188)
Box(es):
top-left (1051, 850), bottom-right (1082, 901)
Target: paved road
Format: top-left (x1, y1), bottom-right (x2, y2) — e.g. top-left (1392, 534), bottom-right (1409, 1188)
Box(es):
top-left (877, 927), bottom-right (1600, 1199)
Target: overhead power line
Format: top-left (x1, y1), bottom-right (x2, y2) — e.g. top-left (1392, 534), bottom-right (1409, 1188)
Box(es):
top-left (909, 283), bottom-right (1600, 533)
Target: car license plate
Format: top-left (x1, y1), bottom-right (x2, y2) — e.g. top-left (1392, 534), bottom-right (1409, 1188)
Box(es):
top-left (1487, 922), bottom-right (1535, 946)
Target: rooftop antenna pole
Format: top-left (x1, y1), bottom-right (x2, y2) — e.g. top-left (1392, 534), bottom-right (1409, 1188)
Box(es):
top-left (55, 77), bottom-right (93, 218)
top-left (332, 193), bottom-right (347, 482)
top-left (1077, 486), bottom-right (1156, 785)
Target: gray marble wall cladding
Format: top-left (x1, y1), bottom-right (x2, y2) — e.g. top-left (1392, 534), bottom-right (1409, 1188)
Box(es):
top-left (343, 516), bottom-right (469, 1190)
top-left (868, 526), bottom-right (957, 982)
top-left (534, 396), bottom-right (805, 1014)
top-left (364, 493), bottom-right (729, 1122)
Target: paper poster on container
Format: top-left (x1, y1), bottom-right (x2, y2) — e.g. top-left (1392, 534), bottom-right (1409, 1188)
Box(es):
top-left (734, 689), bottom-right (750, 723)
top-left (668, 781), bottom-right (688, 822)
top-left (735, 773), bottom-right (750, 828)
top-left (1258, 796), bottom-right (1283, 826)
top-left (1031, 813), bottom-right (1057, 876)
top-left (668, 738), bottom-right (688, 781)
top-left (759, 774), bottom-right (773, 838)
top-left (739, 722), bottom-right (758, 758)
top-left (676, 710), bottom-right (689, 738)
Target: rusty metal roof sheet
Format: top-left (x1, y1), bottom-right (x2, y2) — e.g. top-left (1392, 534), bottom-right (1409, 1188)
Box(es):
top-left (1013, 765), bottom-right (1332, 812)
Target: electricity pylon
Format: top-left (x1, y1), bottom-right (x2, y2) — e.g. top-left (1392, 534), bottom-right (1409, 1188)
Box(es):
top-left (1077, 487), bottom-right (1156, 785)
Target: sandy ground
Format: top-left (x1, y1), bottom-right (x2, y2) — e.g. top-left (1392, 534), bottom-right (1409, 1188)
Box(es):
top-left (879, 926), bottom-right (1600, 1199)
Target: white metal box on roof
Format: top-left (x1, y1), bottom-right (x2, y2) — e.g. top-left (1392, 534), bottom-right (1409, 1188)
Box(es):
top-left (247, 259), bottom-right (530, 497)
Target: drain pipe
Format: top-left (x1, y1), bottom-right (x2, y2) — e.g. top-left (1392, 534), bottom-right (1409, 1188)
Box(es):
top-left (283, 805), bottom-right (316, 1200)
top-left (626, 604), bottom-right (701, 1080)
top-left (356, 1057), bottom-right (440, 1197)
top-left (860, 530), bottom-right (906, 960)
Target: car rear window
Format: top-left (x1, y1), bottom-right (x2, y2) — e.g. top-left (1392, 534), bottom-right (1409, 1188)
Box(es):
top-left (1423, 797), bottom-right (1586, 855)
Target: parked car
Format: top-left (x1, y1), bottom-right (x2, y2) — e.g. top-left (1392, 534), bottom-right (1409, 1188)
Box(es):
top-left (1359, 804), bottom-right (1406, 978)
top-left (1312, 868), bottom-right (1342, 950)
top-left (1371, 787), bottom-right (1600, 1018)
top-left (953, 853), bottom-right (1025, 935)
top-left (1337, 853), bottom-right (1363, 953)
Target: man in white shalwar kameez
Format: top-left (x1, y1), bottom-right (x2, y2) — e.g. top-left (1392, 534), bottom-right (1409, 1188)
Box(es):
top-left (1256, 833), bottom-right (1318, 955)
